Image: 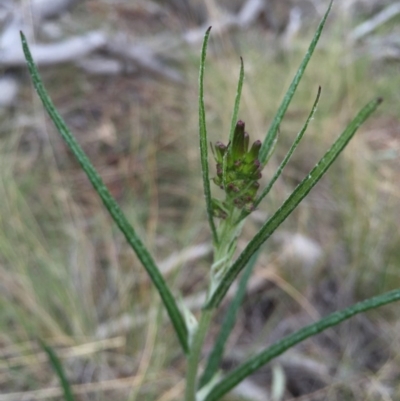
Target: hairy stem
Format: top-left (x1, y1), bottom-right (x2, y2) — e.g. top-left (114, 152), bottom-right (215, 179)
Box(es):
top-left (185, 309), bottom-right (213, 401)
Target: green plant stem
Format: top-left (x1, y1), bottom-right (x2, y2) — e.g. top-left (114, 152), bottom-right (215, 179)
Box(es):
top-left (199, 252), bottom-right (259, 389)
top-left (185, 309), bottom-right (213, 401)
top-left (211, 208), bottom-right (244, 284)
top-left (205, 288), bottom-right (400, 401)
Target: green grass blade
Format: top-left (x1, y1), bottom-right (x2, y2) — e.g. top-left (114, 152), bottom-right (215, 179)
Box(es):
top-left (199, 252), bottom-right (259, 389)
top-left (228, 57), bottom-right (244, 143)
top-left (40, 340), bottom-right (75, 401)
top-left (206, 96), bottom-right (382, 309)
top-left (204, 288), bottom-right (400, 401)
top-left (259, 0), bottom-right (333, 164)
top-left (199, 27), bottom-right (219, 246)
top-left (255, 86), bottom-right (321, 209)
top-left (20, 32), bottom-right (189, 354)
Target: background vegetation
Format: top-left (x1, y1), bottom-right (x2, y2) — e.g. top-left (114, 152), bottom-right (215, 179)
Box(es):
top-left (1, 0), bottom-right (399, 399)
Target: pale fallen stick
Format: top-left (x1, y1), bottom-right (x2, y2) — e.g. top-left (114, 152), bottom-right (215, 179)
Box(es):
top-left (76, 56), bottom-right (129, 76)
top-left (0, 31), bottom-right (107, 67)
top-left (349, 2), bottom-right (400, 42)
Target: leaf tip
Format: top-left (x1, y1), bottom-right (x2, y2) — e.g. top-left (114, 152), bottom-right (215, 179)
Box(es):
top-left (377, 97), bottom-right (383, 104)
top-left (206, 26), bottom-right (212, 33)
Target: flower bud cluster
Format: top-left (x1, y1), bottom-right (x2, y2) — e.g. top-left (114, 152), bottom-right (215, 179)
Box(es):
top-left (211, 120), bottom-right (262, 216)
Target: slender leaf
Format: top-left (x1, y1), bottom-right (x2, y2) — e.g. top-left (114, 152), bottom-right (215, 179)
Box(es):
top-left (205, 288), bottom-right (400, 401)
top-left (199, 252), bottom-right (259, 388)
top-left (40, 340), bottom-right (75, 401)
top-left (228, 57), bottom-right (245, 143)
top-left (199, 27), bottom-right (219, 245)
top-left (206, 97), bottom-right (382, 309)
top-left (21, 32), bottom-right (189, 354)
top-left (259, 0), bottom-right (333, 163)
top-left (255, 86), bottom-right (321, 209)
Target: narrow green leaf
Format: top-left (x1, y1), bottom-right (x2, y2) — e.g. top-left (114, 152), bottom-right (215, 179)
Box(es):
top-left (259, 0), bottom-right (333, 164)
top-left (206, 96), bottom-right (382, 309)
top-left (255, 86), bottom-right (321, 209)
top-left (228, 57), bottom-right (244, 143)
top-left (199, 27), bottom-right (219, 246)
top-left (40, 340), bottom-right (75, 401)
top-left (21, 32), bottom-right (189, 354)
top-left (199, 252), bottom-right (259, 388)
top-left (205, 288), bottom-right (400, 401)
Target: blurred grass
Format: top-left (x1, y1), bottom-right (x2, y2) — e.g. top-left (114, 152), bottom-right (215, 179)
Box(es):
top-left (1, 4), bottom-right (400, 399)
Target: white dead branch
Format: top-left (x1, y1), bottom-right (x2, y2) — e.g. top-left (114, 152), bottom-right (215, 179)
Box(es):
top-left (349, 2), bottom-right (400, 42)
top-left (75, 56), bottom-right (128, 76)
top-left (0, 30), bottom-right (107, 67)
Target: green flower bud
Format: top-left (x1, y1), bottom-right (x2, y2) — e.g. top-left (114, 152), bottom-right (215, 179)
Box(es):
top-left (214, 141), bottom-right (227, 163)
top-left (211, 120), bottom-right (264, 215)
top-left (244, 140), bottom-right (261, 163)
top-left (231, 120), bottom-right (246, 161)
